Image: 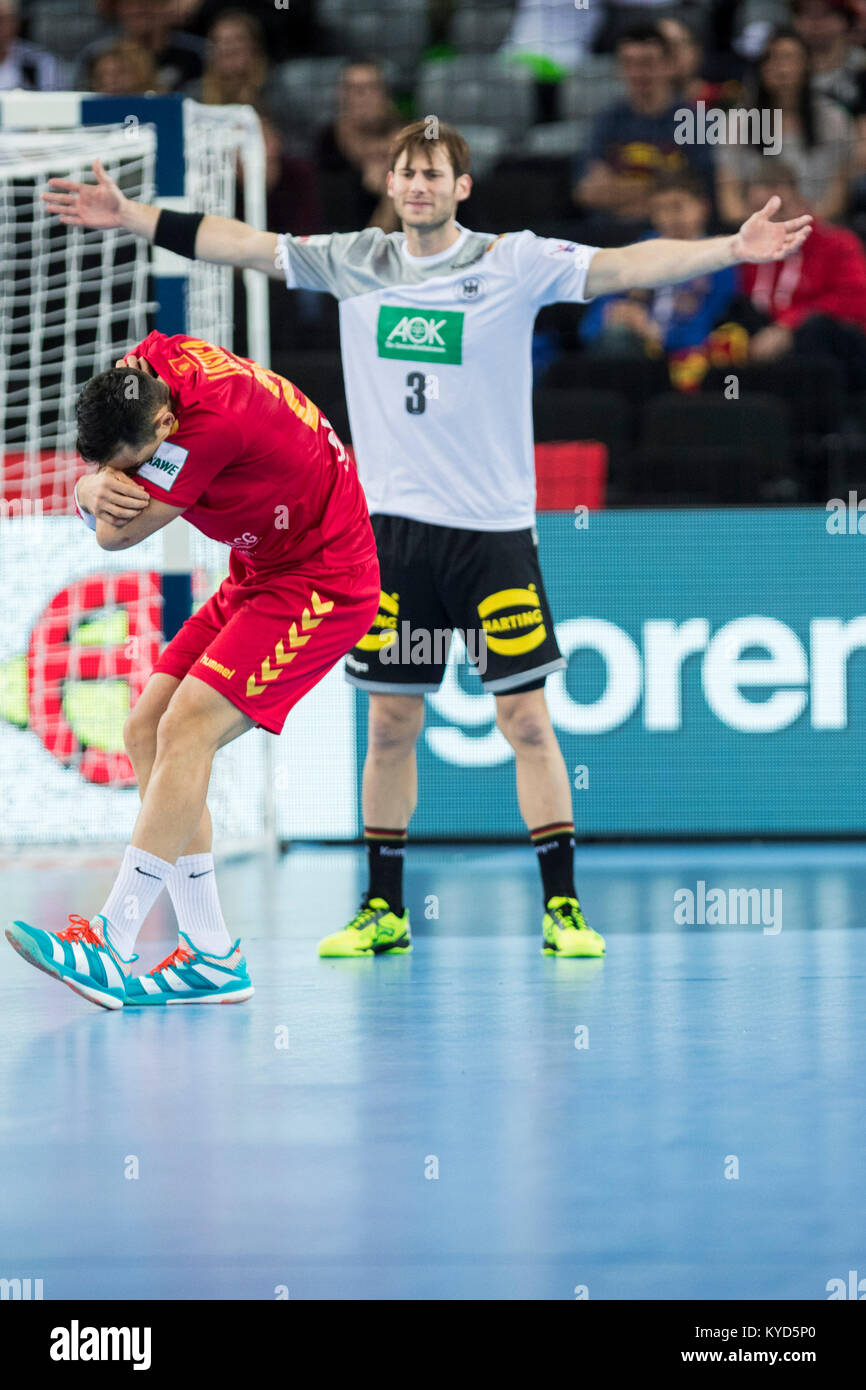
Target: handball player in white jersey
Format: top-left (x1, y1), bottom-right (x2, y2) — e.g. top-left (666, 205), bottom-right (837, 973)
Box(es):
top-left (43, 120), bottom-right (811, 958)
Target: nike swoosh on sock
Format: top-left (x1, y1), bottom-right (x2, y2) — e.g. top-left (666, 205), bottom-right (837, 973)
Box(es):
top-left (188, 870), bottom-right (213, 878)
top-left (134, 867), bottom-right (164, 880)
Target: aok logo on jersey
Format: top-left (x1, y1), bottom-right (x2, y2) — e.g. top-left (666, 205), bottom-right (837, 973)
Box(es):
top-left (377, 307), bottom-right (464, 364)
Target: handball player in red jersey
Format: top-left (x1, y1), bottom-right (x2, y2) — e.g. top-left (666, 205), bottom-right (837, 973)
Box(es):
top-left (5, 333), bottom-right (381, 1008)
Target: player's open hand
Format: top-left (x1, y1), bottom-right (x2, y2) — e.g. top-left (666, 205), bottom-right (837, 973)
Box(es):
top-left (41, 158), bottom-right (127, 229)
top-left (732, 196), bottom-right (812, 264)
top-left (79, 468), bottom-right (150, 525)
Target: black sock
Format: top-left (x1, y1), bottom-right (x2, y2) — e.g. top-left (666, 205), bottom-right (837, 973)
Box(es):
top-left (365, 827), bottom-right (407, 915)
top-left (531, 822), bottom-right (576, 904)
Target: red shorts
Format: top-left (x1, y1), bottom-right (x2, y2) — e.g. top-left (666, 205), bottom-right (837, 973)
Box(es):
top-left (153, 550), bottom-right (380, 733)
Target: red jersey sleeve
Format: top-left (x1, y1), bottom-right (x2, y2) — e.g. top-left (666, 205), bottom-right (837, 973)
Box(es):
top-left (134, 408), bottom-right (244, 508)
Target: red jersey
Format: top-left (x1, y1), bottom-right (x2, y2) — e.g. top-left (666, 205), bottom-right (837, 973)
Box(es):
top-left (128, 332), bottom-right (375, 573)
top-left (740, 220), bottom-right (866, 333)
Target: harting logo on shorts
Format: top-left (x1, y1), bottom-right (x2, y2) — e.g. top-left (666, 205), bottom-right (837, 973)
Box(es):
top-left (356, 591), bottom-right (400, 651)
top-left (377, 307), bottom-right (464, 364)
top-left (478, 585), bottom-right (546, 656)
top-left (200, 654), bottom-right (236, 680)
top-left (50, 1320), bottom-right (151, 1370)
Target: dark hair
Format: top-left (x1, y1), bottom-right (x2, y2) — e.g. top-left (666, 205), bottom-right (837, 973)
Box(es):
top-left (650, 170), bottom-right (708, 200)
top-left (76, 367), bottom-right (170, 464)
top-left (615, 23), bottom-right (672, 58)
top-left (389, 119), bottom-right (471, 178)
top-left (792, 0), bottom-right (856, 26)
top-left (755, 28), bottom-right (815, 150)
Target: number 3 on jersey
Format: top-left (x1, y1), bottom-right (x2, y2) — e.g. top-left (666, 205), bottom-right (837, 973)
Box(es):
top-left (405, 371), bottom-right (439, 415)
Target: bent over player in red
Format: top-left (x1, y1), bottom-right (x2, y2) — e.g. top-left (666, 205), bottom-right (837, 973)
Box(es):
top-left (5, 333), bottom-right (381, 1008)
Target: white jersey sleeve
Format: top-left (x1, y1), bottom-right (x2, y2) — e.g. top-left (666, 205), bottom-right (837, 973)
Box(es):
top-left (511, 230), bottom-right (600, 308)
top-left (276, 229), bottom-right (387, 298)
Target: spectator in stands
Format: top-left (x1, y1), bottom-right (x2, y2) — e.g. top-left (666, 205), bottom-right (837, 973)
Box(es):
top-left (89, 40), bottom-right (161, 96)
top-left (573, 23), bottom-right (715, 244)
top-left (792, 0), bottom-right (866, 111)
top-left (315, 59), bottom-right (402, 232)
top-left (657, 15), bottom-right (745, 108)
top-left (79, 0), bottom-right (206, 93)
top-left (254, 112), bottom-right (320, 237)
top-left (715, 29), bottom-right (853, 224)
top-left (0, 0), bottom-right (68, 90)
top-left (579, 170), bottom-right (738, 388)
top-left (738, 163), bottom-right (866, 396)
top-left (499, 0), bottom-right (604, 75)
top-left (186, 9), bottom-right (275, 109)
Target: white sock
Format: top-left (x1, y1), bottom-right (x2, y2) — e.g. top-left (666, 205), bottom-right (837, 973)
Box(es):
top-left (99, 845), bottom-right (174, 958)
top-left (168, 852), bottom-right (232, 955)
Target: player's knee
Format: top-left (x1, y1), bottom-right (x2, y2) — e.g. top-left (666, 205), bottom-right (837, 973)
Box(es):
top-left (153, 704), bottom-right (213, 762)
top-left (496, 697), bottom-right (551, 751)
top-left (123, 707), bottom-right (158, 764)
top-left (368, 696), bottom-right (424, 756)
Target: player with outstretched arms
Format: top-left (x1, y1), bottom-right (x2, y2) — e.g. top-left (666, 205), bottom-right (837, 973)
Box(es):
top-left (41, 121), bottom-right (811, 960)
top-left (5, 336), bottom-right (380, 1007)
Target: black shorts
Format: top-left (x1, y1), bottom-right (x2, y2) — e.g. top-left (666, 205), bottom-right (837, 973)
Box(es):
top-left (344, 515), bottom-right (566, 694)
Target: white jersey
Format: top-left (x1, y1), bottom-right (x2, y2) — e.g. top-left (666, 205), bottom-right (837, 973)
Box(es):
top-left (277, 225), bottom-right (598, 532)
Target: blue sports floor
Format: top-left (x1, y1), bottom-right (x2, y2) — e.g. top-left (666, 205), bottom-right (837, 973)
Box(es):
top-left (0, 842), bottom-right (864, 1301)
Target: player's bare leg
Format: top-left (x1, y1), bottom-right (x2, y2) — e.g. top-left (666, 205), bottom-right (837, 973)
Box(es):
top-left (129, 676), bottom-right (252, 861)
top-left (123, 672), bottom-right (231, 959)
top-left (123, 672), bottom-right (214, 855)
top-left (319, 693), bottom-right (423, 958)
top-left (496, 687), bottom-right (604, 958)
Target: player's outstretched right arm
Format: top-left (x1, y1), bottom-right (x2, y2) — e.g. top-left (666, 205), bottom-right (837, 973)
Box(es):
top-left (41, 158), bottom-right (282, 280)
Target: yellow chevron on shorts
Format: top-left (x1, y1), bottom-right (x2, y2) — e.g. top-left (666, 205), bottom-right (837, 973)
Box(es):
top-left (245, 591), bottom-right (335, 697)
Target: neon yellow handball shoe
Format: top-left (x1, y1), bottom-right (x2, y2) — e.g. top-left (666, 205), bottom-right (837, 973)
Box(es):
top-left (542, 895), bottom-right (605, 958)
top-left (318, 898), bottom-right (412, 958)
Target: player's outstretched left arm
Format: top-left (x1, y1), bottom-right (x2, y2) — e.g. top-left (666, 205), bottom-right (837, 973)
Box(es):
top-left (585, 196), bottom-right (813, 298)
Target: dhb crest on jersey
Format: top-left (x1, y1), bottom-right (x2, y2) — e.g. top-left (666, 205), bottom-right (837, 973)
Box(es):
top-left (457, 275), bottom-right (485, 301)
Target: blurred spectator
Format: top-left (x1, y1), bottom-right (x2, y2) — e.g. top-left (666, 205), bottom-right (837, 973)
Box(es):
top-left (573, 24), bottom-right (714, 243)
top-left (579, 171), bottom-right (738, 389)
top-left (254, 112), bottom-right (320, 236)
top-left (0, 0), bottom-right (68, 90)
top-left (177, 0), bottom-right (328, 62)
top-left (657, 15), bottom-right (745, 107)
top-left (186, 9), bottom-right (275, 108)
top-left (79, 0), bottom-right (206, 93)
top-left (88, 40), bottom-right (161, 95)
top-left (500, 0), bottom-right (604, 76)
top-left (315, 59), bottom-right (402, 232)
top-left (715, 29), bottom-right (853, 225)
top-left (593, 1), bottom-right (697, 54)
top-left (792, 0), bottom-right (866, 110)
top-left (737, 163), bottom-right (866, 396)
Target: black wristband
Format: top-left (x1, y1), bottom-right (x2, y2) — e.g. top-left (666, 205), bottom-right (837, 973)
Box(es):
top-left (153, 209), bottom-right (205, 260)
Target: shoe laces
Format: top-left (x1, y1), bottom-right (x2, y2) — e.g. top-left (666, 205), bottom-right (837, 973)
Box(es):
top-left (551, 898), bottom-right (589, 931)
top-left (347, 901), bottom-right (380, 932)
top-left (150, 943), bottom-right (196, 976)
top-left (57, 914), bottom-right (103, 946)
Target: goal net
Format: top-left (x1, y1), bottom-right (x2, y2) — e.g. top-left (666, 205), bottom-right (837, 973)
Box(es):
top-left (0, 96), bottom-right (275, 851)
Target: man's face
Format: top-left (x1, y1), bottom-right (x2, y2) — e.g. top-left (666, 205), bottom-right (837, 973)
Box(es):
top-left (650, 188), bottom-right (707, 240)
top-left (102, 406), bottom-right (174, 473)
top-left (339, 64), bottom-right (386, 124)
top-left (387, 142), bottom-right (470, 231)
top-left (617, 40), bottom-right (672, 105)
top-left (210, 19), bottom-right (255, 77)
top-left (794, 1), bottom-right (848, 54)
top-left (117, 0), bottom-right (167, 42)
